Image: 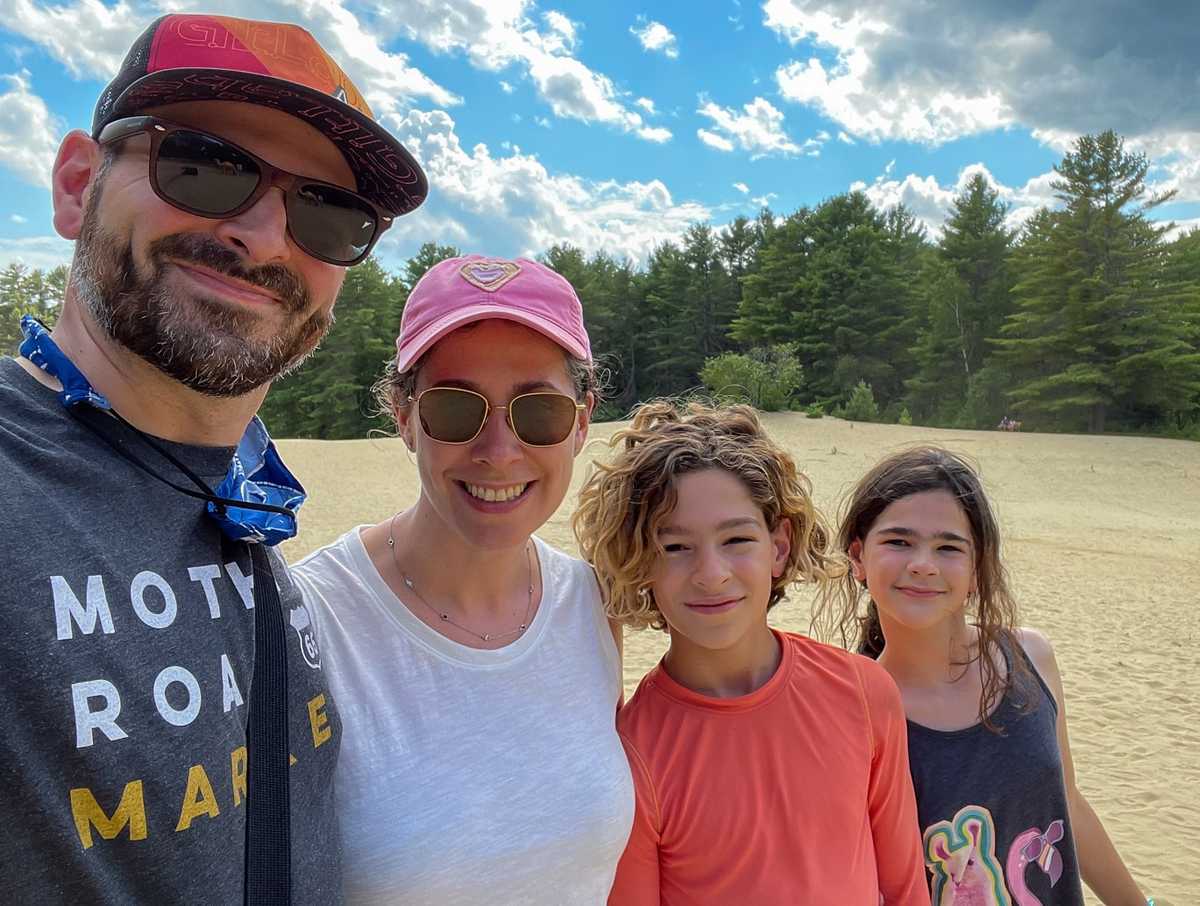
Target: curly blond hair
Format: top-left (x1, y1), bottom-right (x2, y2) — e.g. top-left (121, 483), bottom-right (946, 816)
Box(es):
top-left (572, 399), bottom-right (845, 630)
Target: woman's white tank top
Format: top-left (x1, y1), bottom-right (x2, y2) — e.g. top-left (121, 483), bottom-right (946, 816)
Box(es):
top-left (291, 529), bottom-right (634, 905)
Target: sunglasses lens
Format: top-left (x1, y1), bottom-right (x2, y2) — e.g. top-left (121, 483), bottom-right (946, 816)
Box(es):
top-left (418, 388), bottom-right (488, 443)
top-left (287, 184), bottom-right (379, 265)
top-left (510, 393), bottom-right (578, 445)
top-left (155, 130), bottom-right (261, 214)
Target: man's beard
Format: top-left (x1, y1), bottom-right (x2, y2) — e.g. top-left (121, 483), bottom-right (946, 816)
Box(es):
top-left (71, 197), bottom-right (334, 398)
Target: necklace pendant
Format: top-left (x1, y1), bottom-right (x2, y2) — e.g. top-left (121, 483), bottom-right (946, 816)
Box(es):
top-left (483, 633), bottom-right (491, 641)
top-left (404, 576), bottom-right (415, 589)
top-left (519, 624), bottom-right (527, 631)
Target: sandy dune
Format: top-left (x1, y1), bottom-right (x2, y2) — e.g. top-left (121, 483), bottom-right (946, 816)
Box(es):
top-left (279, 416), bottom-right (1200, 904)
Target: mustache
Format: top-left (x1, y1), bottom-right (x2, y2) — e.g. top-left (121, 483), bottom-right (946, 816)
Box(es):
top-left (147, 233), bottom-right (311, 312)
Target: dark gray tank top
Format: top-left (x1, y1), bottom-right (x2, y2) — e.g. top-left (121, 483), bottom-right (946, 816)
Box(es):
top-left (905, 636), bottom-right (1085, 905)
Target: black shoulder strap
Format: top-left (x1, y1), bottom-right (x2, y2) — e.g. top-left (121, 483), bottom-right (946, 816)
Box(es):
top-left (244, 542), bottom-right (292, 904)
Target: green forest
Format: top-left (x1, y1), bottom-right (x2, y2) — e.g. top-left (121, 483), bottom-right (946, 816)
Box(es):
top-left (4, 130), bottom-right (1199, 440)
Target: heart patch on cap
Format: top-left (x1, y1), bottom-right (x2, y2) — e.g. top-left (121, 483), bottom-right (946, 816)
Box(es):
top-left (459, 260), bottom-right (521, 293)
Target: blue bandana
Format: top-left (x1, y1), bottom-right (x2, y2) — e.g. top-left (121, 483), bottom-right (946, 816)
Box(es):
top-left (19, 315), bottom-right (305, 545)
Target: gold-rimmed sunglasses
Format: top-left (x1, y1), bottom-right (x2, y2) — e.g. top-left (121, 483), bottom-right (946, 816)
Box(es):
top-left (410, 387), bottom-right (585, 446)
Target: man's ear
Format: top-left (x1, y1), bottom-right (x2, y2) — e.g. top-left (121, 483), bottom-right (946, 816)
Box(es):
top-left (52, 130), bottom-right (103, 241)
top-left (848, 538), bottom-right (866, 582)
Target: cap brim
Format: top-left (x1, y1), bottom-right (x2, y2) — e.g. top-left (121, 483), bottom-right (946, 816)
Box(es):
top-left (104, 68), bottom-right (427, 217)
top-left (395, 304), bottom-right (590, 373)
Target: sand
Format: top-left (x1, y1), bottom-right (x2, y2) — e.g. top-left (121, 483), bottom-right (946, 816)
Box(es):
top-left (279, 416), bottom-right (1200, 904)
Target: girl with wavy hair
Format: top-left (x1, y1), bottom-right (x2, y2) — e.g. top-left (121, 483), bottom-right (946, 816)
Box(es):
top-left (574, 400), bottom-right (928, 905)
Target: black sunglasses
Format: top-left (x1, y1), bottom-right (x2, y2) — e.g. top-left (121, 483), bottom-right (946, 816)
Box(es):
top-left (411, 387), bottom-right (586, 447)
top-left (97, 116), bottom-right (392, 266)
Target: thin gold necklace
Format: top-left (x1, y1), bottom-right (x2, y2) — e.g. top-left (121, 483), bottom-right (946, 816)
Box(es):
top-left (386, 514), bottom-right (535, 643)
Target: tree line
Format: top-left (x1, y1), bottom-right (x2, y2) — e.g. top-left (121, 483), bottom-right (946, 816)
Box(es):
top-left (4, 130), bottom-right (1199, 440)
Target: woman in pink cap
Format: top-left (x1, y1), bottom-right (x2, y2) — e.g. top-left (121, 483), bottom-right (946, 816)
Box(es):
top-left (291, 256), bottom-right (633, 905)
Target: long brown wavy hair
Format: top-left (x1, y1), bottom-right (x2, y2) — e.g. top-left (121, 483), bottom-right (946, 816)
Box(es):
top-left (573, 399), bottom-right (845, 631)
top-left (812, 445), bottom-right (1026, 732)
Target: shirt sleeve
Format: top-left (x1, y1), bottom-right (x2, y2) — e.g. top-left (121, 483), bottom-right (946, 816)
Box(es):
top-left (860, 660), bottom-right (931, 906)
top-left (608, 734), bottom-right (662, 906)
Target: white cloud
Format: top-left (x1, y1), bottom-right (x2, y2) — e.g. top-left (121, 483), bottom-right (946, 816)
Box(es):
top-left (849, 161), bottom-right (1058, 237)
top-left (764, 0), bottom-right (1200, 170)
top-left (751, 192), bottom-right (777, 208)
top-left (635, 97), bottom-right (657, 115)
top-left (0, 234), bottom-right (74, 270)
top-left (696, 96), bottom-right (800, 158)
top-left (1163, 217), bottom-right (1200, 242)
top-left (637, 125), bottom-right (672, 143)
top-left (775, 57), bottom-right (1009, 146)
top-left (630, 18), bottom-right (679, 59)
top-left (0, 71), bottom-right (63, 189)
top-left (0, 0), bottom-right (145, 81)
top-left (388, 108), bottom-right (709, 263)
top-left (383, 0), bottom-right (666, 141)
top-left (765, 1), bottom-right (1012, 144)
top-left (500, 80), bottom-right (516, 93)
top-left (733, 182), bottom-right (750, 194)
top-left (836, 130), bottom-right (855, 145)
top-left (542, 10), bottom-right (577, 48)
top-left (697, 128), bottom-right (735, 152)
top-left (10, 214), bottom-right (28, 224)
top-left (535, 116), bottom-right (551, 128)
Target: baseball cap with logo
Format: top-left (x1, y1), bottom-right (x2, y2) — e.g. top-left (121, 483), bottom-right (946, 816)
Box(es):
top-left (92, 14), bottom-right (426, 217)
top-left (395, 256), bottom-right (592, 372)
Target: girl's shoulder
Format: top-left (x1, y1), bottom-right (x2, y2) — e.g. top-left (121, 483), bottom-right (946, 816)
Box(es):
top-left (1012, 625), bottom-right (1056, 667)
top-left (1009, 625), bottom-right (1064, 709)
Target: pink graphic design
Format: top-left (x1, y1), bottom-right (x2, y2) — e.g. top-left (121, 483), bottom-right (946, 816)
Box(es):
top-left (1005, 820), bottom-right (1065, 906)
top-left (924, 806), bottom-right (1011, 905)
top-left (459, 260), bottom-right (522, 292)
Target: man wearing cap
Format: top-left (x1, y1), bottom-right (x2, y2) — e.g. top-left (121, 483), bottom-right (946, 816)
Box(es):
top-left (0, 14), bottom-right (425, 903)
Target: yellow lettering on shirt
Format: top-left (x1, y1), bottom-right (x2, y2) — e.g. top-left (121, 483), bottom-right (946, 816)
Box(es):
top-left (70, 781), bottom-right (147, 850)
top-left (176, 764), bottom-right (220, 831)
top-left (231, 746), bottom-right (247, 807)
top-left (308, 693), bottom-right (331, 749)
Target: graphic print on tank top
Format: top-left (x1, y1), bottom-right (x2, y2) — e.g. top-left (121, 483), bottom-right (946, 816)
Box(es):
top-left (924, 804), bottom-right (1069, 906)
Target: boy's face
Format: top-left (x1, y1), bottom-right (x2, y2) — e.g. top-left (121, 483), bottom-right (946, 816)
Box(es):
top-left (650, 468), bottom-right (791, 659)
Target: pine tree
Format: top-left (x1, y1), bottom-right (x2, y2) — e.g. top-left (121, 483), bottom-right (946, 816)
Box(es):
top-left (403, 242), bottom-right (461, 290)
top-left (994, 130), bottom-right (1199, 432)
top-left (907, 174), bottom-right (1015, 423)
top-left (1, 263), bottom-right (67, 354)
top-left (639, 225), bottom-right (738, 397)
top-left (260, 258), bottom-right (405, 438)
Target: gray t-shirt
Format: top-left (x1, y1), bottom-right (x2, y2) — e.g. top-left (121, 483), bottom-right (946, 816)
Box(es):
top-left (0, 357), bottom-right (342, 904)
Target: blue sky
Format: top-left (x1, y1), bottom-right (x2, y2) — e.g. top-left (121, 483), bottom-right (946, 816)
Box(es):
top-left (2, 0), bottom-right (1198, 274)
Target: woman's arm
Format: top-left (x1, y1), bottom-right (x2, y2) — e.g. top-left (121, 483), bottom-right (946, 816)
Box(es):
top-left (1017, 628), bottom-right (1148, 906)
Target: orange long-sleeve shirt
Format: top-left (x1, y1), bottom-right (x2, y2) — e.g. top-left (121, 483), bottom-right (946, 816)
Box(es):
top-left (610, 631), bottom-right (930, 905)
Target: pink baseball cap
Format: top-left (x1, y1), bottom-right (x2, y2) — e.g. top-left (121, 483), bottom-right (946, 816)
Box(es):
top-left (394, 256), bottom-right (592, 372)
